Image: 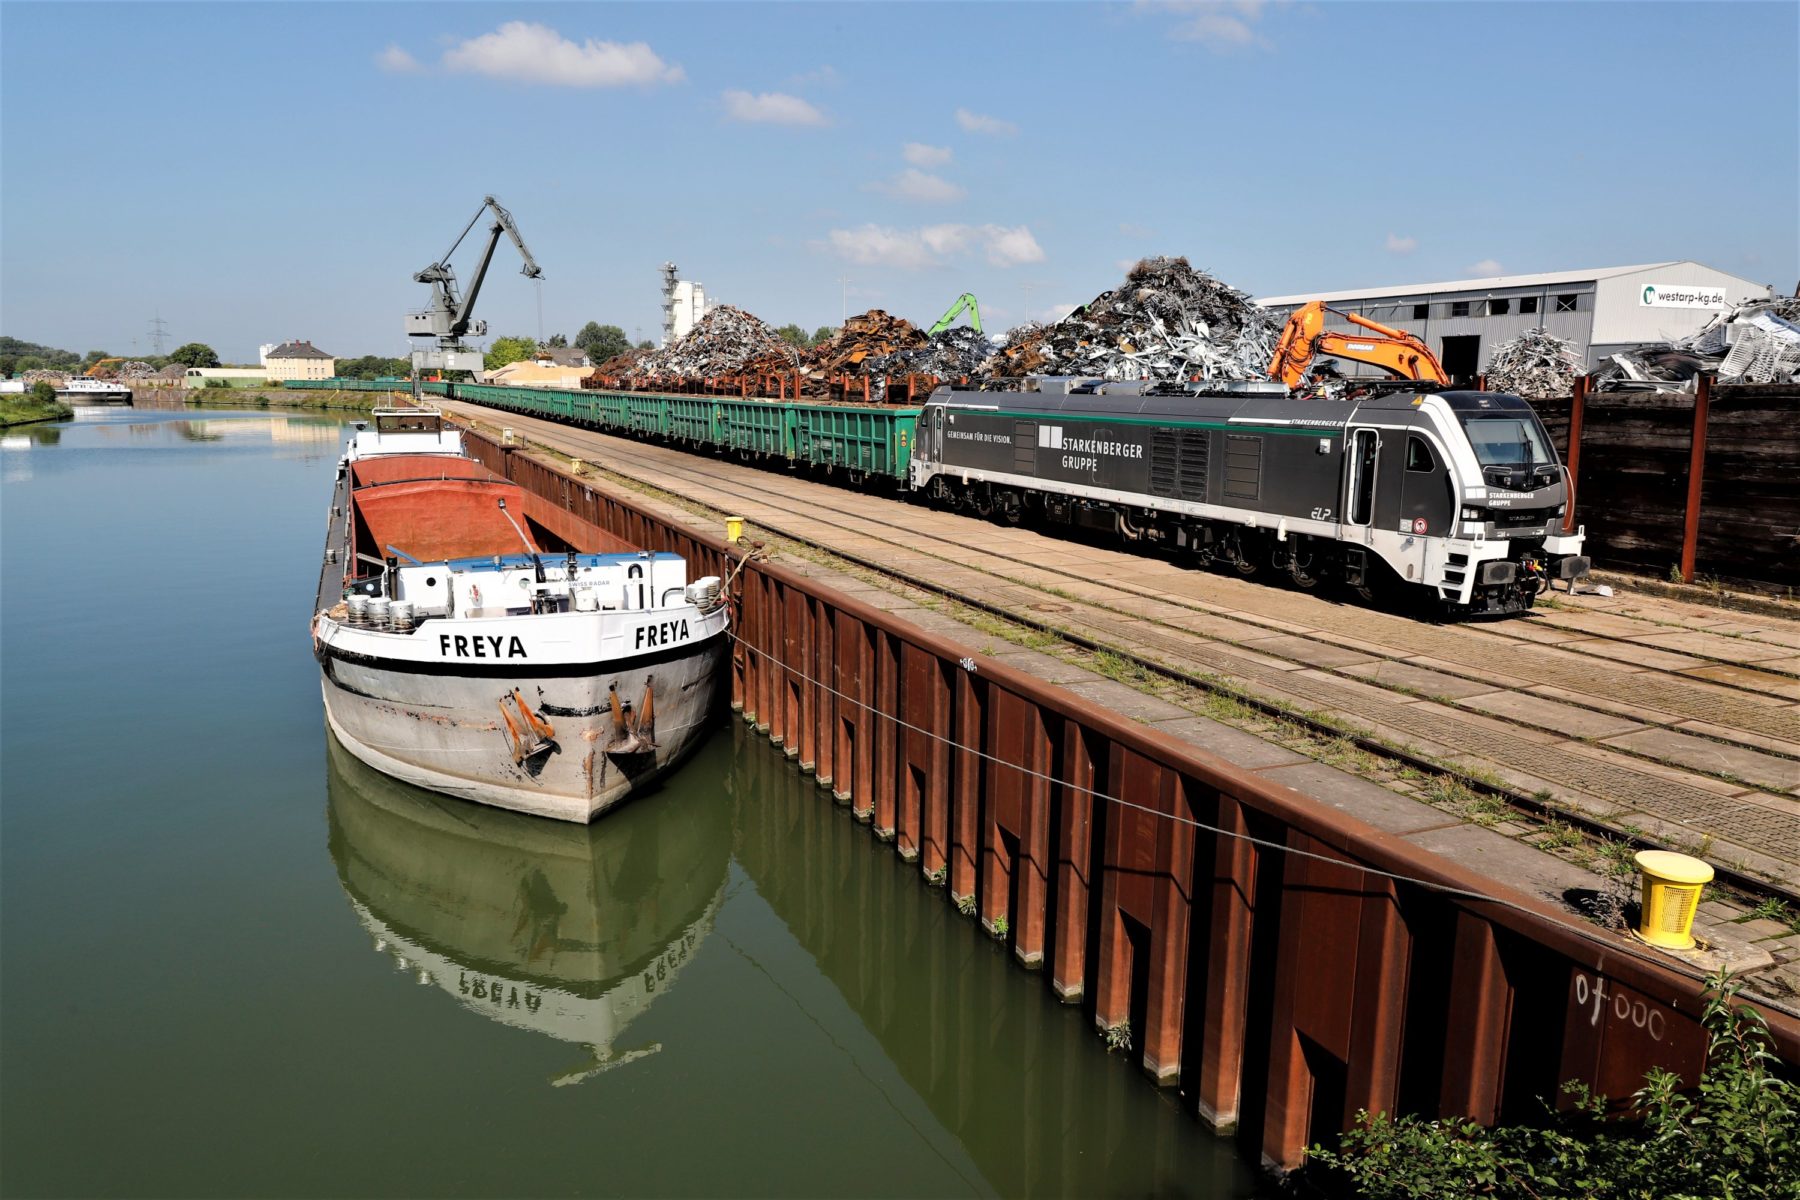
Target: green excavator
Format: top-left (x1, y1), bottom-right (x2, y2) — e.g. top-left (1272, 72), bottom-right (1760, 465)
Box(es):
top-left (927, 292), bottom-right (982, 336)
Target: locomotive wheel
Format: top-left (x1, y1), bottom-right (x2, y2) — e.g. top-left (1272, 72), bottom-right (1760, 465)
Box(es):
top-left (1234, 556), bottom-right (1260, 577)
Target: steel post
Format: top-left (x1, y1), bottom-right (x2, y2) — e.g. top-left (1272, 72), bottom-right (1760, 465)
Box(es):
top-left (1680, 373), bottom-right (1713, 583)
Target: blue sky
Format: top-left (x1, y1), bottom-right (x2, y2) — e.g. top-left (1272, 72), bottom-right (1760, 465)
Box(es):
top-left (3, 2), bottom-right (1795, 363)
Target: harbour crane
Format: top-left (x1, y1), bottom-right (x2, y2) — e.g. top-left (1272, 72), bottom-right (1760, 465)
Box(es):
top-left (927, 292), bottom-right (983, 336)
top-left (406, 195), bottom-right (542, 390)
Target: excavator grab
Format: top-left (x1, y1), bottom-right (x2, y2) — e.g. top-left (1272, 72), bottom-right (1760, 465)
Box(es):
top-left (1268, 300), bottom-right (1450, 388)
top-left (928, 292), bottom-right (982, 336)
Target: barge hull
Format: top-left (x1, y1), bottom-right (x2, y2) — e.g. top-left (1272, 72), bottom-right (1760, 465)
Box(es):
top-left (319, 634), bottom-right (725, 822)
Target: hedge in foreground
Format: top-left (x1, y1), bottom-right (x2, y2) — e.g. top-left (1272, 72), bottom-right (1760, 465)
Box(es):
top-left (1310, 970), bottom-right (1798, 1199)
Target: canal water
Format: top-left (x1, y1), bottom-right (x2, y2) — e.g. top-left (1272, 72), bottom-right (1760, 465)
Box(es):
top-left (1, 409), bottom-right (1263, 1198)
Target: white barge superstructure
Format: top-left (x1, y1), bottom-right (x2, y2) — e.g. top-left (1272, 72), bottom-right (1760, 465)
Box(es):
top-left (312, 409), bottom-right (727, 821)
top-left (55, 377), bottom-right (134, 403)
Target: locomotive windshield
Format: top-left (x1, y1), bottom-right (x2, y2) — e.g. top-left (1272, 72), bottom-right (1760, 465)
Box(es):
top-left (1461, 416), bottom-right (1554, 468)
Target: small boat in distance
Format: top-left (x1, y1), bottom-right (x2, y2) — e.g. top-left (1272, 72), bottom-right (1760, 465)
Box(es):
top-left (56, 377), bottom-right (133, 404)
top-left (312, 408), bottom-right (729, 822)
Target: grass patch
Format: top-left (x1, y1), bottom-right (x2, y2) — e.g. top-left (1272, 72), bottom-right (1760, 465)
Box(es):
top-left (1534, 820), bottom-right (1583, 850)
top-left (1746, 897), bottom-right (1794, 926)
top-left (0, 395), bottom-right (73, 427)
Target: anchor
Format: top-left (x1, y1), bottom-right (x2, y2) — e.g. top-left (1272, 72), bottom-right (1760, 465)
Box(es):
top-left (607, 677), bottom-right (657, 756)
top-left (498, 688), bottom-right (557, 765)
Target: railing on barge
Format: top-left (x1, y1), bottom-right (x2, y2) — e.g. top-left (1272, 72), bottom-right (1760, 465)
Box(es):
top-left (457, 424), bottom-right (1797, 1174)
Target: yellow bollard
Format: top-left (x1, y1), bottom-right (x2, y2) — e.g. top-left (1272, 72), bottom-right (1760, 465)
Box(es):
top-left (502, 427), bottom-right (516, 446)
top-left (725, 516), bottom-right (746, 544)
top-left (1634, 850), bottom-right (1713, 950)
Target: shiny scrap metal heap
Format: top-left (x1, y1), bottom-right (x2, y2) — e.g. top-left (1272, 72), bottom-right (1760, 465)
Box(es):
top-left (608, 304), bottom-right (792, 380)
top-left (1483, 327), bottom-right (1587, 400)
top-left (1592, 295), bottom-right (1800, 392)
top-left (981, 256), bottom-right (1282, 382)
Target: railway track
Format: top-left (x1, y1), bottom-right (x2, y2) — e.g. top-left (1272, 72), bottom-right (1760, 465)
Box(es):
top-left (444, 401), bottom-right (1800, 896)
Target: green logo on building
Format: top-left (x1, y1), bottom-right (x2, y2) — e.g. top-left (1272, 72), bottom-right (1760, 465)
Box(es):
top-left (1643, 285), bottom-right (1657, 304)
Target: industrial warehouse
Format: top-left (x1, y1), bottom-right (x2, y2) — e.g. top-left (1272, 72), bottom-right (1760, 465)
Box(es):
top-left (1258, 260), bottom-right (1776, 381)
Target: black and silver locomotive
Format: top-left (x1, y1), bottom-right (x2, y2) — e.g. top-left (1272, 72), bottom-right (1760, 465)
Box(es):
top-left (909, 381), bottom-right (1589, 615)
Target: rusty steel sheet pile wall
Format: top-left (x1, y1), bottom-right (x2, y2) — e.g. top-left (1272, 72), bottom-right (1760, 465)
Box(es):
top-left (460, 428), bottom-right (1800, 1175)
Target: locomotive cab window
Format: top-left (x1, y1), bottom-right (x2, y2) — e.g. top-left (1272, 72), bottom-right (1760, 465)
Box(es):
top-left (1405, 436), bottom-right (1436, 473)
top-left (1463, 417), bottom-right (1553, 467)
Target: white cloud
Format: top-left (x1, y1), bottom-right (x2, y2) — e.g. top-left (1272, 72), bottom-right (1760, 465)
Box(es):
top-left (867, 168), bottom-right (966, 204)
top-left (377, 45), bottom-right (423, 74)
top-left (1385, 233), bottom-right (1418, 255)
top-left (1468, 259), bottom-right (1505, 276)
top-left (982, 225), bottom-right (1046, 267)
top-left (829, 228), bottom-right (926, 269)
top-left (442, 22), bottom-right (683, 87)
top-left (826, 223), bottom-right (1045, 269)
top-left (787, 65), bottom-right (841, 88)
top-left (1116, 258), bottom-right (1142, 273)
top-left (1036, 303), bottom-right (1080, 323)
top-left (903, 142), bottom-right (953, 168)
top-left (955, 108), bottom-right (1018, 136)
top-left (1149, 1), bottom-right (1271, 52)
top-left (723, 89), bottom-right (828, 126)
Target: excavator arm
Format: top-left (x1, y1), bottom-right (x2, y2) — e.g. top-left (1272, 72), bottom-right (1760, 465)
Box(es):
top-left (1268, 300), bottom-right (1450, 388)
top-left (928, 292), bottom-right (982, 336)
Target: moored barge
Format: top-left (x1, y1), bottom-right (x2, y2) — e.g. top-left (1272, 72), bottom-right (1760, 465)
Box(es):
top-left (312, 408), bottom-right (728, 821)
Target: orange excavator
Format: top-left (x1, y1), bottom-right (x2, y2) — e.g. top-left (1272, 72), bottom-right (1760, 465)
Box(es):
top-left (1267, 300), bottom-right (1450, 388)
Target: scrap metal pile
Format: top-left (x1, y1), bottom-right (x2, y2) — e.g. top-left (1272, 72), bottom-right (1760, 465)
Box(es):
top-left (615, 305), bottom-right (793, 379)
top-left (803, 309), bottom-right (928, 381)
top-left (1485, 328), bottom-right (1585, 399)
top-left (864, 326), bottom-right (994, 388)
top-left (980, 256), bottom-right (1282, 382)
top-left (592, 256), bottom-right (1287, 399)
top-left (1591, 296), bottom-right (1800, 391)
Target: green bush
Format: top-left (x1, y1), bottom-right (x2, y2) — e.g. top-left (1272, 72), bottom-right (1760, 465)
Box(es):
top-left (1309, 970), bottom-right (1798, 1199)
top-left (29, 381), bottom-right (56, 404)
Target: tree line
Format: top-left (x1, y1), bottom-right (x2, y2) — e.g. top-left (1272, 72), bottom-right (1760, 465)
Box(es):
top-left (0, 338), bottom-right (228, 377)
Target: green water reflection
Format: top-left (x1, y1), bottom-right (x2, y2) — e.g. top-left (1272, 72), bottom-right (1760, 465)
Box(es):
top-left (2, 410), bottom-right (1258, 1197)
top-left (326, 731), bottom-right (731, 1088)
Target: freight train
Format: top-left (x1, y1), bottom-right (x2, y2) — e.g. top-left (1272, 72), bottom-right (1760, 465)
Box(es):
top-left (288, 378), bottom-right (1587, 615)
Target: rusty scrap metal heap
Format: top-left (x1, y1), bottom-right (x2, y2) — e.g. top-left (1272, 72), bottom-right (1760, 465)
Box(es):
top-left (982, 256), bottom-right (1282, 382)
top-left (803, 309), bottom-right (928, 378)
top-left (1485, 328), bottom-right (1585, 400)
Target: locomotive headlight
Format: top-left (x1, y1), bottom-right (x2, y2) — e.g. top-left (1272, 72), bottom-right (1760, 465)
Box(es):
top-left (1460, 506), bottom-right (1484, 520)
